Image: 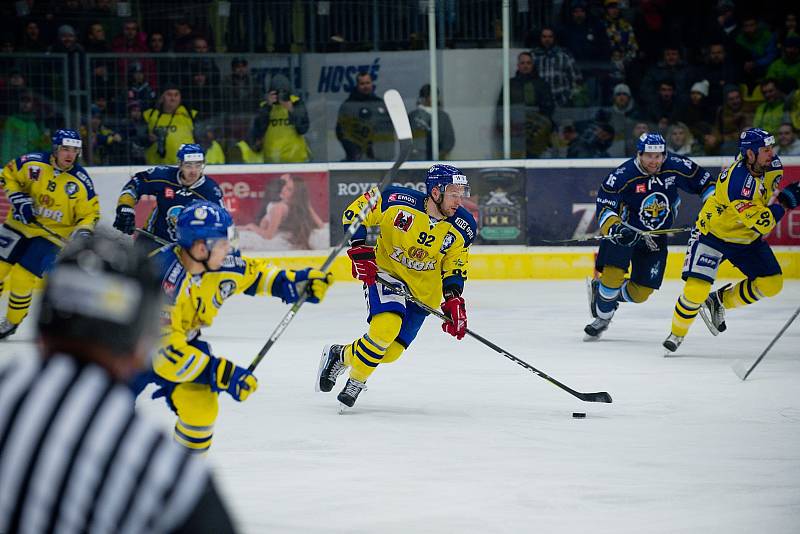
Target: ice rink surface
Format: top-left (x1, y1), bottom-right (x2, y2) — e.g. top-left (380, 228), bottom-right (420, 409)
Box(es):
top-left (4, 280), bottom-right (799, 533)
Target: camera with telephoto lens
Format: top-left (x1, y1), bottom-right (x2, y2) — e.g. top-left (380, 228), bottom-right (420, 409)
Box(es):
top-left (155, 128), bottom-right (167, 157)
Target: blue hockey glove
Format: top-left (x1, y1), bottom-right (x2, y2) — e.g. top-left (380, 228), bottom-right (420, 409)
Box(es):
top-left (113, 205), bottom-right (136, 235)
top-left (272, 268), bottom-right (333, 304)
top-left (608, 223), bottom-right (641, 247)
top-left (208, 357), bottom-right (258, 402)
top-left (9, 192), bottom-right (36, 225)
top-left (778, 182), bottom-right (800, 210)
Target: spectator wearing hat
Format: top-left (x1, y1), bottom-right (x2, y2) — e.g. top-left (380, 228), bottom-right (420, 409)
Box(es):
top-left (604, 83), bottom-right (641, 157)
top-left (408, 83), bottom-right (455, 160)
top-left (559, 0), bottom-right (611, 62)
top-left (118, 99), bottom-right (150, 164)
top-left (753, 78), bottom-right (786, 134)
top-left (126, 62), bottom-right (157, 110)
top-left (602, 0), bottom-right (638, 65)
top-left (532, 26), bottom-right (583, 107)
top-left (250, 74), bottom-right (311, 163)
top-left (775, 122), bottom-right (800, 155)
top-left (48, 24), bottom-right (86, 97)
top-left (143, 84), bottom-right (198, 165)
top-left (766, 35), bottom-right (800, 90)
top-left (676, 80), bottom-right (715, 150)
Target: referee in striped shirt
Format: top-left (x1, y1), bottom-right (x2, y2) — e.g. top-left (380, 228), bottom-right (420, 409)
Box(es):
top-left (0, 230), bottom-right (239, 533)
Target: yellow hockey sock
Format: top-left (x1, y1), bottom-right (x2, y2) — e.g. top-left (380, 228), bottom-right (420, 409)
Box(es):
top-left (344, 312), bottom-right (402, 383)
top-left (670, 278), bottom-right (711, 337)
top-left (7, 266), bottom-right (39, 325)
top-left (722, 275), bottom-right (783, 310)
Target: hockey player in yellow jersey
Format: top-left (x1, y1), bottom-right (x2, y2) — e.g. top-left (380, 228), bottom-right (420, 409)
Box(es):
top-left (664, 128), bottom-right (800, 353)
top-left (0, 129), bottom-right (99, 339)
top-left (141, 201), bottom-right (333, 452)
top-left (317, 164), bottom-right (477, 408)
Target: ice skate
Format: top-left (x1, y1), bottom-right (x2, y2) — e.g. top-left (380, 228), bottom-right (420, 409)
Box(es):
top-left (583, 317), bottom-right (611, 341)
top-left (316, 344), bottom-right (346, 392)
top-left (662, 334), bottom-right (684, 356)
top-left (0, 318), bottom-right (18, 340)
top-left (586, 277), bottom-right (599, 318)
top-left (698, 284), bottom-right (729, 336)
top-left (337, 377), bottom-right (367, 410)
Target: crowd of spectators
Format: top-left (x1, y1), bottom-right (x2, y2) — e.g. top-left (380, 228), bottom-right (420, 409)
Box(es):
top-left (1, 1), bottom-right (799, 164)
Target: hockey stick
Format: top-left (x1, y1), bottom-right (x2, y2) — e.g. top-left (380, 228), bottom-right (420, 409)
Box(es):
top-left (542, 226), bottom-right (694, 245)
top-left (732, 304), bottom-right (800, 380)
top-left (248, 89), bottom-right (413, 373)
top-left (375, 274), bottom-right (613, 403)
top-left (32, 220), bottom-right (67, 246)
top-left (135, 227), bottom-right (170, 246)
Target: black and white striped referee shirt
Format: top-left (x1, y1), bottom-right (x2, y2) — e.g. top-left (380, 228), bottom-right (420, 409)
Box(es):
top-left (0, 354), bottom-right (229, 534)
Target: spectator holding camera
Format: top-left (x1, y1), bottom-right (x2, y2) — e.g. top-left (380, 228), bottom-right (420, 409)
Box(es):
top-left (250, 74), bottom-right (311, 163)
top-left (143, 84), bottom-right (198, 165)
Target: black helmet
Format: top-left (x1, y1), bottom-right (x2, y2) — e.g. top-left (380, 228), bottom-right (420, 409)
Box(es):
top-left (37, 229), bottom-right (163, 354)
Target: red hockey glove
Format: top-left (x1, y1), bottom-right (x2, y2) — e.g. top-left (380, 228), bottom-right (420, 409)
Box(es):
top-left (441, 295), bottom-right (467, 340)
top-left (347, 245), bottom-right (377, 285)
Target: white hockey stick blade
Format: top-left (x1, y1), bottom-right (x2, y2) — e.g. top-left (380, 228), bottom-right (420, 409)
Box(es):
top-left (382, 89), bottom-right (412, 141)
top-left (732, 360), bottom-right (750, 381)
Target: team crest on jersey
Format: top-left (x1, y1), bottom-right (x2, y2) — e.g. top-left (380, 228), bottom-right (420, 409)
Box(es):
top-left (28, 166), bottom-right (41, 181)
top-left (638, 192), bottom-right (669, 230)
top-left (393, 210), bottom-right (415, 232)
top-left (440, 232), bottom-right (455, 253)
top-left (64, 182), bottom-right (78, 196)
top-left (166, 204), bottom-right (185, 240)
top-left (165, 187), bottom-right (175, 199)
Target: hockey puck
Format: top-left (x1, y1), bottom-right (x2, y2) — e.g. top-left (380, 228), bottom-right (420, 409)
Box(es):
top-left (572, 412), bottom-right (586, 418)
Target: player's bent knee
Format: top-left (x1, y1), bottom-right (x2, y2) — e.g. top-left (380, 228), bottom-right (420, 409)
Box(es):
top-left (625, 283), bottom-right (654, 303)
top-left (368, 312), bottom-right (403, 347)
top-left (172, 383), bottom-right (219, 426)
top-left (684, 277), bottom-right (712, 304)
top-left (600, 266), bottom-right (626, 288)
top-left (756, 274), bottom-right (783, 298)
top-left (380, 341), bottom-right (405, 364)
top-left (9, 264), bottom-right (40, 288)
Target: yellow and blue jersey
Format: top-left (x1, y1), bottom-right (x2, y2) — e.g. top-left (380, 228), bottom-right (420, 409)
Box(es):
top-left (596, 154), bottom-right (715, 234)
top-left (697, 154), bottom-right (784, 244)
top-left (343, 186), bottom-right (477, 308)
top-left (117, 166), bottom-right (223, 242)
top-left (150, 245), bottom-right (282, 384)
top-left (0, 151), bottom-right (99, 244)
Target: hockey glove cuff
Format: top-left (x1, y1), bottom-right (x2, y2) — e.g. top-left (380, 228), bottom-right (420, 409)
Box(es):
top-left (441, 295), bottom-right (467, 340)
top-left (113, 205), bottom-right (136, 235)
top-left (9, 193), bottom-right (36, 225)
top-left (777, 182), bottom-right (800, 210)
top-left (347, 245), bottom-right (378, 285)
top-left (208, 357), bottom-right (258, 402)
top-left (272, 268), bottom-right (333, 304)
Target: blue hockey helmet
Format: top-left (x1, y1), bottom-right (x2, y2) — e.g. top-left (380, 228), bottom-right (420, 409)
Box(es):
top-left (177, 143), bottom-right (205, 164)
top-left (175, 201), bottom-right (236, 250)
top-left (425, 164), bottom-right (470, 197)
top-left (52, 128), bottom-right (82, 151)
top-left (636, 133), bottom-right (666, 154)
top-left (738, 127), bottom-right (775, 158)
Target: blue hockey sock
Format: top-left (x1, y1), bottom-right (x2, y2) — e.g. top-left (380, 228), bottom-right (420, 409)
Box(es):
top-left (596, 283), bottom-right (620, 319)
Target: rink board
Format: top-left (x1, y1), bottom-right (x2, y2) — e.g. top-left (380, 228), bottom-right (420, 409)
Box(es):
top-left (252, 246), bottom-right (800, 280)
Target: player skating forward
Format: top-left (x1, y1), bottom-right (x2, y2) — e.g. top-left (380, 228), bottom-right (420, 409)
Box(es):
top-left (113, 143), bottom-right (223, 250)
top-left (316, 164), bottom-right (477, 409)
top-left (137, 201), bottom-right (333, 452)
top-left (585, 133), bottom-right (716, 340)
top-left (0, 129), bottom-right (99, 339)
top-left (664, 128), bottom-right (800, 353)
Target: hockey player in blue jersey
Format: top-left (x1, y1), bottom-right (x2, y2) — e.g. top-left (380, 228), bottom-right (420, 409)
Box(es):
top-left (584, 133), bottom-right (717, 340)
top-left (113, 143), bottom-right (223, 249)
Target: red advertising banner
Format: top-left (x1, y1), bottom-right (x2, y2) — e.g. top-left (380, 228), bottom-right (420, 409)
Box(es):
top-left (766, 168), bottom-right (800, 245)
top-left (135, 171), bottom-right (330, 251)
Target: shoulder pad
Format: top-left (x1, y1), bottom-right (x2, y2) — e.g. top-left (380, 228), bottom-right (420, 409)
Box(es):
top-left (664, 155), bottom-right (695, 171)
top-left (16, 152), bottom-right (48, 167)
top-left (381, 186), bottom-right (424, 211)
top-left (70, 165), bottom-right (97, 198)
top-left (770, 155), bottom-right (783, 169)
top-left (601, 160), bottom-right (636, 190)
top-left (217, 254), bottom-right (247, 273)
top-left (726, 164), bottom-right (756, 201)
top-left (447, 206), bottom-right (477, 246)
